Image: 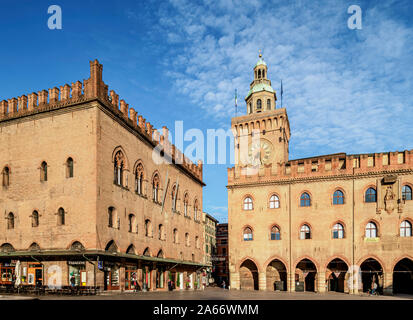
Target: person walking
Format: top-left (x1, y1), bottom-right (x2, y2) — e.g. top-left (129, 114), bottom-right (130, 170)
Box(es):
top-left (371, 281), bottom-right (378, 295)
top-left (222, 280), bottom-right (226, 290)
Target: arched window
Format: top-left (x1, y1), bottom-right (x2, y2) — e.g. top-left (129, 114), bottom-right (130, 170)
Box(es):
top-left (128, 214), bottom-right (135, 233)
top-left (402, 185), bottom-right (412, 201)
top-left (32, 211), bottom-right (39, 227)
top-left (185, 233), bottom-right (190, 246)
top-left (173, 228), bottom-right (178, 244)
top-left (300, 224), bottom-right (311, 239)
top-left (267, 99), bottom-right (271, 110)
top-left (332, 223), bottom-right (344, 239)
top-left (152, 173), bottom-right (160, 203)
top-left (300, 192), bottom-right (311, 207)
top-left (269, 194), bottom-right (280, 209)
top-left (270, 226), bottom-right (281, 240)
top-left (157, 250), bottom-right (164, 258)
top-left (365, 188), bottom-right (377, 203)
top-left (258, 70), bottom-right (261, 78)
top-left (365, 222), bottom-right (377, 238)
top-left (135, 163), bottom-right (144, 195)
top-left (400, 220), bottom-right (412, 237)
top-left (66, 157), bottom-right (74, 178)
top-left (40, 161), bottom-right (48, 182)
top-left (57, 207), bottom-right (65, 226)
top-left (333, 190), bottom-right (344, 205)
top-left (29, 243), bottom-right (41, 251)
top-left (143, 247), bottom-right (150, 257)
top-left (257, 99), bottom-right (262, 111)
top-left (248, 103), bottom-right (252, 114)
top-left (7, 212), bottom-right (14, 229)
top-left (114, 151), bottom-right (125, 186)
top-left (243, 227), bottom-right (253, 241)
top-left (183, 193), bottom-right (189, 217)
top-left (194, 199), bottom-right (199, 221)
top-left (243, 197), bottom-right (253, 210)
top-left (108, 207), bottom-right (115, 228)
top-left (159, 224), bottom-right (165, 240)
top-left (145, 219), bottom-right (152, 237)
top-left (171, 185), bottom-right (177, 211)
top-left (2, 166), bottom-right (10, 187)
top-left (70, 241), bottom-right (85, 251)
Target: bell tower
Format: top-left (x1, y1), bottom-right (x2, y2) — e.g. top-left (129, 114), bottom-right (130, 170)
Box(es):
top-left (231, 52), bottom-right (291, 169)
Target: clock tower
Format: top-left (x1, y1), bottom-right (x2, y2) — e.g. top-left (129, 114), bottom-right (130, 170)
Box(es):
top-left (231, 53), bottom-right (290, 170)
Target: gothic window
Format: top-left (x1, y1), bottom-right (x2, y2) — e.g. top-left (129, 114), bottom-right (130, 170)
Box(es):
top-left (57, 207), bottom-right (65, 226)
top-left (173, 228), bottom-right (178, 244)
top-left (108, 207), bottom-right (114, 228)
top-left (300, 224), bottom-right (311, 239)
top-left (333, 190), bottom-right (344, 205)
top-left (243, 197), bottom-right (253, 210)
top-left (114, 151), bottom-right (125, 186)
top-left (332, 223), bottom-right (344, 239)
top-left (402, 185), bottom-right (412, 201)
top-left (185, 233), bottom-right (190, 246)
top-left (135, 163), bottom-right (144, 195)
top-left (269, 194), bottom-right (280, 209)
top-left (145, 219), bottom-right (152, 237)
top-left (365, 222), bottom-right (377, 238)
top-left (152, 173), bottom-right (160, 203)
top-left (257, 99), bottom-right (262, 111)
top-left (400, 220), bottom-right (412, 237)
top-left (270, 226), bottom-right (281, 240)
top-left (143, 247), bottom-right (151, 257)
top-left (128, 214), bottom-right (135, 233)
top-left (365, 188), bottom-right (377, 203)
top-left (300, 192), bottom-right (311, 207)
top-left (184, 193), bottom-right (189, 217)
top-left (267, 99), bottom-right (271, 110)
top-left (7, 212), bottom-right (14, 229)
top-left (32, 211), bottom-right (39, 227)
top-left (66, 157), bottom-right (74, 178)
top-left (2, 166), bottom-right (9, 187)
top-left (159, 224), bottom-right (165, 240)
top-left (40, 161), bottom-right (48, 182)
top-left (243, 227), bottom-right (253, 241)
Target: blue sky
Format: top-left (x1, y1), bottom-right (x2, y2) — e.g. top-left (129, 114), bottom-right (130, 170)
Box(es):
top-left (1, 0), bottom-right (413, 223)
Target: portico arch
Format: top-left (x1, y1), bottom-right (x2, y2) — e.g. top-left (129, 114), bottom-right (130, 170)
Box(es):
top-left (239, 259), bottom-right (259, 290)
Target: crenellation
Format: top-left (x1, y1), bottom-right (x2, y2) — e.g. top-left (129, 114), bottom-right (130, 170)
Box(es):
top-left (0, 100), bottom-right (7, 115)
top-left (129, 107), bottom-right (137, 125)
top-left (120, 99), bottom-right (128, 117)
top-left (18, 95), bottom-right (28, 111)
top-left (71, 81), bottom-right (83, 99)
top-left (38, 90), bottom-right (48, 105)
top-left (27, 92), bottom-right (38, 110)
top-left (8, 98), bottom-right (18, 113)
top-left (48, 87), bottom-right (59, 104)
top-left (60, 84), bottom-right (71, 101)
top-left (146, 122), bottom-right (153, 137)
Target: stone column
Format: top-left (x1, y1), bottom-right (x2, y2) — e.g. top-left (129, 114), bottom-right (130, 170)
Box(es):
top-left (287, 272), bottom-right (295, 292)
top-left (258, 272), bottom-right (266, 291)
top-left (229, 272), bottom-right (240, 290)
top-left (383, 272), bottom-right (393, 296)
top-left (317, 272), bottom-right (326, 293)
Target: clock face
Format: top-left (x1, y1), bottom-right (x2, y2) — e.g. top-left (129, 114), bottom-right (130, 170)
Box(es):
top-left (248, 139), bottom-right (273, 165)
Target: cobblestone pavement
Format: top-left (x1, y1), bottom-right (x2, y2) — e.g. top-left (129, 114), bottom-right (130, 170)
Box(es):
top-left (3, 288), bottom-right (412, 300)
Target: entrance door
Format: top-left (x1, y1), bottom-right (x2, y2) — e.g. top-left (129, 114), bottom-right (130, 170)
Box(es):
top-left (35, 269), bottom-right (43, 286)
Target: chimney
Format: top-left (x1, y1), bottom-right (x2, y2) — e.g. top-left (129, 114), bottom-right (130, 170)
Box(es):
top-left (0, 100), bottom-right (8, 116)
top-left (28, 93), bottom-right (38, 111)
top-left (71, 81), bottom-right (82, 99)
top-left (84, 59), bottom-right (104, 99)
top-left (8, 98), bottom-right (18, 113)
top-left (38, 90), bottom-right (48, 105)
top-left (49, 87), bottom-right (60, 104)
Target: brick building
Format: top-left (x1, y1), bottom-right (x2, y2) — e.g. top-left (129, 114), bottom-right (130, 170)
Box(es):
top-left (227, 54), bottom-right (413, 295)
top-left (214, 223), bottom-right (229, 287)
top-left (203, 212), bottom-right (218, 285)
top-left (0, 59), bottom-right (206, 291)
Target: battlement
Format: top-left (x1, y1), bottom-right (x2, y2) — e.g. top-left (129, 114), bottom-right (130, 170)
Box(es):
top-left (228, 150), bottom-right (413, 184)
top-left (0, 59), bottom-right (203, 182)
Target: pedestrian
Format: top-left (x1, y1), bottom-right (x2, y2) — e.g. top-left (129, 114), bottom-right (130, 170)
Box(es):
top-left (168, 279), bottom-right (172, 291)
top-left (70, 274), bottom-right (76, 287)
top-left (371, 281), bottom-right (378, 295)
top-left (222, 280), bottom-right (226, 290)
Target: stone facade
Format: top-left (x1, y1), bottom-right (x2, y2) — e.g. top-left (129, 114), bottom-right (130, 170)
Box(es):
top-left (227, 55), bottom-right (413, 295)
top-left (0, 60), bottom-right (206, 291)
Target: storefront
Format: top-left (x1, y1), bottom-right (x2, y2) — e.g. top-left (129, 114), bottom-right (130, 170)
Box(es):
top-left (125, 266), bottom-right (139, 291)
top-left (68, 261), bottom-right (87, 286)
top-left (156, 266), bottom-right (165, 289)
top-left (104, 262), bottom-right (120, 290)
top-left (0, 262), bottom-right (15, 284)
top-left (142, 267), bottom-right (151, 290)
top-left (27, 263), bottom-right (43, 286)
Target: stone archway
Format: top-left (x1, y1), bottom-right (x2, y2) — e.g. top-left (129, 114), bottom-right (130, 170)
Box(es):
top-left (393, 258), bottom-right (413, 294)
top-left (360, 258), bottom-right (383, 294)
top-left (326, 258), bottom-right (349, 293)
top-left (296, 259), bottom-right (317, 292)
top-left (266, 259), bottom-right (287, 291)
top-left (239, 259), bottom-right (259, 290)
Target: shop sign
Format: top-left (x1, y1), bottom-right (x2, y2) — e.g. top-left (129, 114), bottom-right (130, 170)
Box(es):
top-left (67, 261), bottom-right (86, 265)
top-left (4, 262), bottom-right (16, 267)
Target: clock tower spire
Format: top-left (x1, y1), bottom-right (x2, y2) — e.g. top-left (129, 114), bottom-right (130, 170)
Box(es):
top-left (231, 53), bottom-right (291, 169)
